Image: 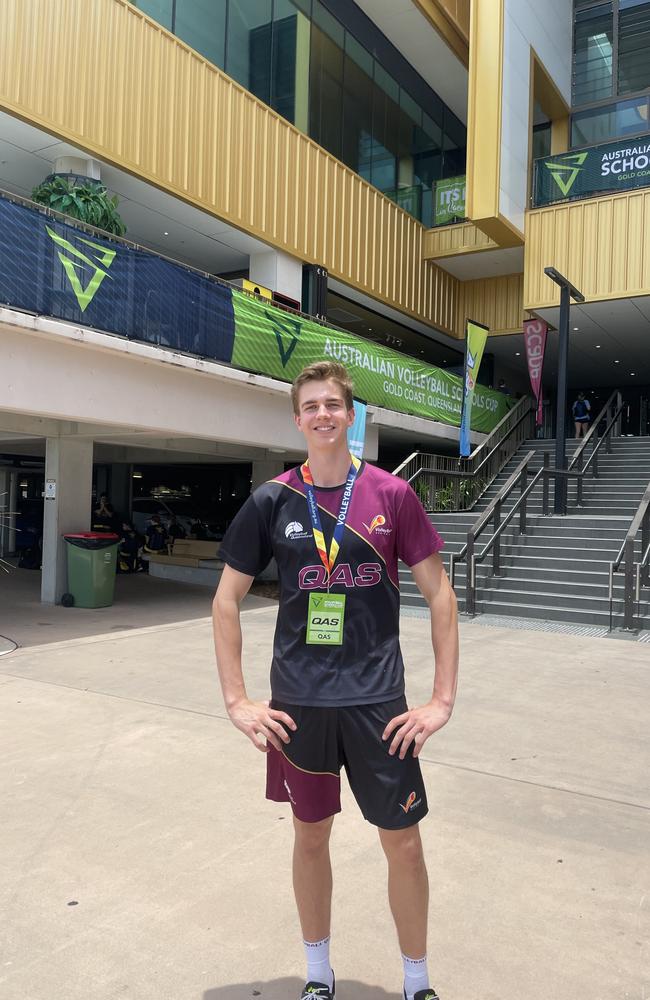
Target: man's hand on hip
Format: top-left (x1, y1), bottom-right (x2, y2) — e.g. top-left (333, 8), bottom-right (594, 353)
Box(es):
top-left (228, 698), bottom-right (297, 753)
top-left (382, 696), bottom-right (453, 759)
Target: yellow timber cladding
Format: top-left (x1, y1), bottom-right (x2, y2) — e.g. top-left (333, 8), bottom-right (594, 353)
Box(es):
top-left (525, 191), bottom-right (650, 310)
top-left (0, 0), bottom-right (523, 340)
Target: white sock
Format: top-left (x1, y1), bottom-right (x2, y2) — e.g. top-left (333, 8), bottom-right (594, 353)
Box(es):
top-left (402, 953), bottom-right (429, 999)
top-left (304, 936), bottom-right (333, 989)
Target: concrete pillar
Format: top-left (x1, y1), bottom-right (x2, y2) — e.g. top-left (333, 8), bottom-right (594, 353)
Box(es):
top-left (251, 459), bottom-right (286, 491)
top-left (41, 437), bottom-right (94, 604)
top-left (109, 464), bottom-right (132, 524)
top-left (54, 156), bottom-right (102, 181)
top-left (249, 250), bottom-right (302, 304)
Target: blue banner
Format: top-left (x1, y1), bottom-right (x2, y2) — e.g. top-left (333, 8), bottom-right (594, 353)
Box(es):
top-left (347, 400), bottom-right (367, 458)
top-left (0, 195), bottom-right (235, 362)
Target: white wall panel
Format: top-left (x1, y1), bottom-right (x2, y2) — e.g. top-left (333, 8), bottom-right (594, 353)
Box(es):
top-left (500, 0), bottom-right (572, 233)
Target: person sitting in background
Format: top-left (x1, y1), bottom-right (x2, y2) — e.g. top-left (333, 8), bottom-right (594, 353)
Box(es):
top-left (166, 514), bottom-right (186, 554)
top-left (118, 522), bottom-right (144, 573)
top-left (144, 514), bottom-right (168, 554)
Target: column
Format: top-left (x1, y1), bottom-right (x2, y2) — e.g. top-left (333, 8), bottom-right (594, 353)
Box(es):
top-left (249, 249), bottom-right (303, 304)
top-left (251, 459), bottom-right (286, 491)
top-left (41, 437), bottom-right (94, 604)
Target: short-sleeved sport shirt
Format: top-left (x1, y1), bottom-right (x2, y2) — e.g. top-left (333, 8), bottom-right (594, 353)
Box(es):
top-left (219, 461), bottom-right (444, 707)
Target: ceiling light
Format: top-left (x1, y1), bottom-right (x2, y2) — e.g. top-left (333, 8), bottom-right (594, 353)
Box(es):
top-left (614, 360), bottom-right (620, 364)
top-left (630, 372), bottom-right (636, 376)
top-left (515, 352), bottom-right (521, 356)
top-left (163, 231), bottom-right (169, 235)
top-left (132, 471), bottom-right (143, 479)
top-left (595, 345), bottom-right (601, 349)
top-left (573, 326), bottom-right (579, 331)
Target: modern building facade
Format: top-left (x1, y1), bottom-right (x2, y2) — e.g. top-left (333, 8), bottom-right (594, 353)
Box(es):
top-left (0, 0), bottom-right (648, 602)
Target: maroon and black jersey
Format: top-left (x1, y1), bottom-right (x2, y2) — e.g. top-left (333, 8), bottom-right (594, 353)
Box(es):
top-left (219, 461), bottom-right (444, 707)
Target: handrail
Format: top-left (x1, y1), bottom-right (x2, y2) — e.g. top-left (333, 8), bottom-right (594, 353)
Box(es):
top-left (608, 481), bottom-right (650, 632)
top-left (568, 389), bottom-right (622, 472)
top-left (393, 396), bottom-right (535, 512)
top-left (451, 452), bottom-right (592, 615)
top-left (571, 401), bottom-right (626, 504)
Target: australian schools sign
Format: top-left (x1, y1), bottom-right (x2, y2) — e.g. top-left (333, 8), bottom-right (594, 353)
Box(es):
top-left (533, 136), bottom-right (650, 206)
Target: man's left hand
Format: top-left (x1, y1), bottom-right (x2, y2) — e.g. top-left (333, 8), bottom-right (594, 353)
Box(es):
top-left (382, 696), bottom-right (453, 759)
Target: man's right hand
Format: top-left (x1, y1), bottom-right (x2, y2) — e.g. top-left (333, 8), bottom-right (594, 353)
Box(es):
top-left (228, 698), bottom-right (297, 753)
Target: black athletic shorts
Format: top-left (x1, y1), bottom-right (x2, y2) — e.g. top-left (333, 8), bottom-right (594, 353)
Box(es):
top-left (266, 695), bottom-right (428, 830)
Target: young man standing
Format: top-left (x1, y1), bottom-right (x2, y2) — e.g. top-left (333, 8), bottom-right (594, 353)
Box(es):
top-left (213, 361), bottom-right (458, 1000)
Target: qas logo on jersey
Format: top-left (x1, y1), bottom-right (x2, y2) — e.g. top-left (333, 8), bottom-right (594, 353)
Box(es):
top-left (285, 521), bottom-right (309, 539)
top-left (362, 514), bottom-right (392, 536)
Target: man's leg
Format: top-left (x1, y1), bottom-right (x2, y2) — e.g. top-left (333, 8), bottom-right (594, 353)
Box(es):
top-left (293, 815), bottom-right (335, 992)
top-left (379, 824), bottom-right (431, 999)
top-left (379, 824), bottom-right (428, 957)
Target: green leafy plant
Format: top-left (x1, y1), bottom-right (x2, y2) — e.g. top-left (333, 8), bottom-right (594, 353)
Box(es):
top-left (31, 175), bottom-right (126, 236)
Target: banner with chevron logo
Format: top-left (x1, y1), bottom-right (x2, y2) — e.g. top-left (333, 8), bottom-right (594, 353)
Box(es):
top-left (533, 136), bottom-right (650, 206)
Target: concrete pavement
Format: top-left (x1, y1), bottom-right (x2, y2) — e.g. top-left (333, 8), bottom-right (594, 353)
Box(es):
top-left (0, 594), bottom-right (649, 1000)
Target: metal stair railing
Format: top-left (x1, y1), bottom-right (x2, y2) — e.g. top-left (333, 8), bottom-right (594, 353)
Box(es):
top-left (392, 396), bottom-right (535, 512)
top-left (450, 452), bottom-right (595, 615)
top-left (568, 390), bottom-right (623, 480)
top-left (608, 482), bottom-right (650, 632)
top-left (449, 390), bottom-right (629, 617)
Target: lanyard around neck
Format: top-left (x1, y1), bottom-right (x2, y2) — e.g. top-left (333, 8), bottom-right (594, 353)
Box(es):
top-left (301, 454), bottom-right (361, 586)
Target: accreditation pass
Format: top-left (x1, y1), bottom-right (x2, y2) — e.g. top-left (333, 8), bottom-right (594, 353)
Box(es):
top-left (306, 592), bottom-right (346, 646)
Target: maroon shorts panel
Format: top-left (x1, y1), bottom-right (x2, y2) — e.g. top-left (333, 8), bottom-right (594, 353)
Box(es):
top-left (266, 746), bottom-right (342, 823)
top-left (266, 697), bottom-right (428, 829)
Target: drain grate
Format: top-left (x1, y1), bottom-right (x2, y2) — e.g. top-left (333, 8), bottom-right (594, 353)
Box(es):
top-left (402, 607), bottom-right (630, 640)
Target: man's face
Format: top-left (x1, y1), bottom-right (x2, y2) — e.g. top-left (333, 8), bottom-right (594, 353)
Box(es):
top-left (294, 378), bottom-right (354, 449)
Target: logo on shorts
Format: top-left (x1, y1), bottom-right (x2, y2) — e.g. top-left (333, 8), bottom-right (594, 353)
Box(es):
top-left (285, 521), bottom-right (309, 539)
top-left (400, 790), bottom-right (421, 814)
top-left (362, 514), bottom-right (392, 536)
top-left (283, 779), bottom-right (296, 805)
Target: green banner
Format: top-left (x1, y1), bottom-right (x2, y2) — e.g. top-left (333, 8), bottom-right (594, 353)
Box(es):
top-left (433, 175), bottom-right (466, 225)
top-left (231, 291), bottom-right (509, 433)
top-left (533, 136), bottom-right (650, 206)
top-left (460, 320), bottom-right (489, 457)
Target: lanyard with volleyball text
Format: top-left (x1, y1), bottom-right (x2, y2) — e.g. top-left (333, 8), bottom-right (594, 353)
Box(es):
top-left (301, 454), bottom-right (361, 646)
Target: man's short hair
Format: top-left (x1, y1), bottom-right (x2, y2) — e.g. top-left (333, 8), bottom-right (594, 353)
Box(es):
top-left (291, 361), bottom-right (354, 414)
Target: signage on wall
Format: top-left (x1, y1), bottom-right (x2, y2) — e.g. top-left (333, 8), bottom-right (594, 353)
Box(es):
top-left (433, 175), bottom-right (466, 226)
top-left (533, 135), bottom-right (650, 206)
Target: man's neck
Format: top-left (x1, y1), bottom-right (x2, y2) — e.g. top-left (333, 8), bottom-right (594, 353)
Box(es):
top-left (305, 446), bottom-right (354, 487)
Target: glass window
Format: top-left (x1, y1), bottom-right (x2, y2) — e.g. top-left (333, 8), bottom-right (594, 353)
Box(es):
top-left (573, 3), bottom-right (614, 104)
top-left (174, 0), bottom-right (226, 68)
top-left (226, 0), bottom-right (273, 102)
top-left (341, 37), bottom-right (374, 178)
top-left (618, 0), bottom-right (650, 94)
top-left (309, 1), bottom-right (344, 159)
top-left (132, 0), bottom-right (173, 29)
top-left (571, 95), bottom-right (650, 145)
top-left (532, 122), bottom-right (552, 160)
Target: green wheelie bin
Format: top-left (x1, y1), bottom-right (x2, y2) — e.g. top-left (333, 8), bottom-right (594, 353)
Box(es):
top-left (63, 532), bottom-right (120, 608)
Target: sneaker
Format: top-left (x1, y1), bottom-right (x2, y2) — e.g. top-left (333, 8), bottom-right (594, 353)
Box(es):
top-left (406, 991), bottom-right (440, 1000)
top-left (300, 973), bottom-right (335, 998)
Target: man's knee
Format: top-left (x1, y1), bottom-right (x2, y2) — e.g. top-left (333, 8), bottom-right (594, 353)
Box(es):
top-left (379, 825), bottom-right (425, 869)
top-left (293, 815), bottom-right (334, 857)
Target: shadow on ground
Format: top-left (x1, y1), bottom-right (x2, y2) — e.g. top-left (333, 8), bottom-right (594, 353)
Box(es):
top-left (204, 980), bottom-right (399, 999)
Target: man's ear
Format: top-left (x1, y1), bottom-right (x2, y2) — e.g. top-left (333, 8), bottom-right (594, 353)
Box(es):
top-left (347, 406), bottom-right (355, 428)
top-left (294, 411), bottom-right (303, 432)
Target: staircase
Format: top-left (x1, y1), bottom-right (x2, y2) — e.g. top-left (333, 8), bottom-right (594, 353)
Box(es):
top-left (399, 436), bottom-right (650, 630)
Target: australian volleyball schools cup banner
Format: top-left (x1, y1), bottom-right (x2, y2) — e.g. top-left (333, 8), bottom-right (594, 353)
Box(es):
top-left (459, 320), bottom-right (489, 457)
top-left (231, 291), bottom-right (508, 433)
top-left (533, 135), bottom-right (650, 206)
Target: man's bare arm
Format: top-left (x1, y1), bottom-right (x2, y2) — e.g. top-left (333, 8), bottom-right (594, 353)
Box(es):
top-left (382, 552), bottom-right (458, 759)
top-left (212, 565), bottom-right (296, 753)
